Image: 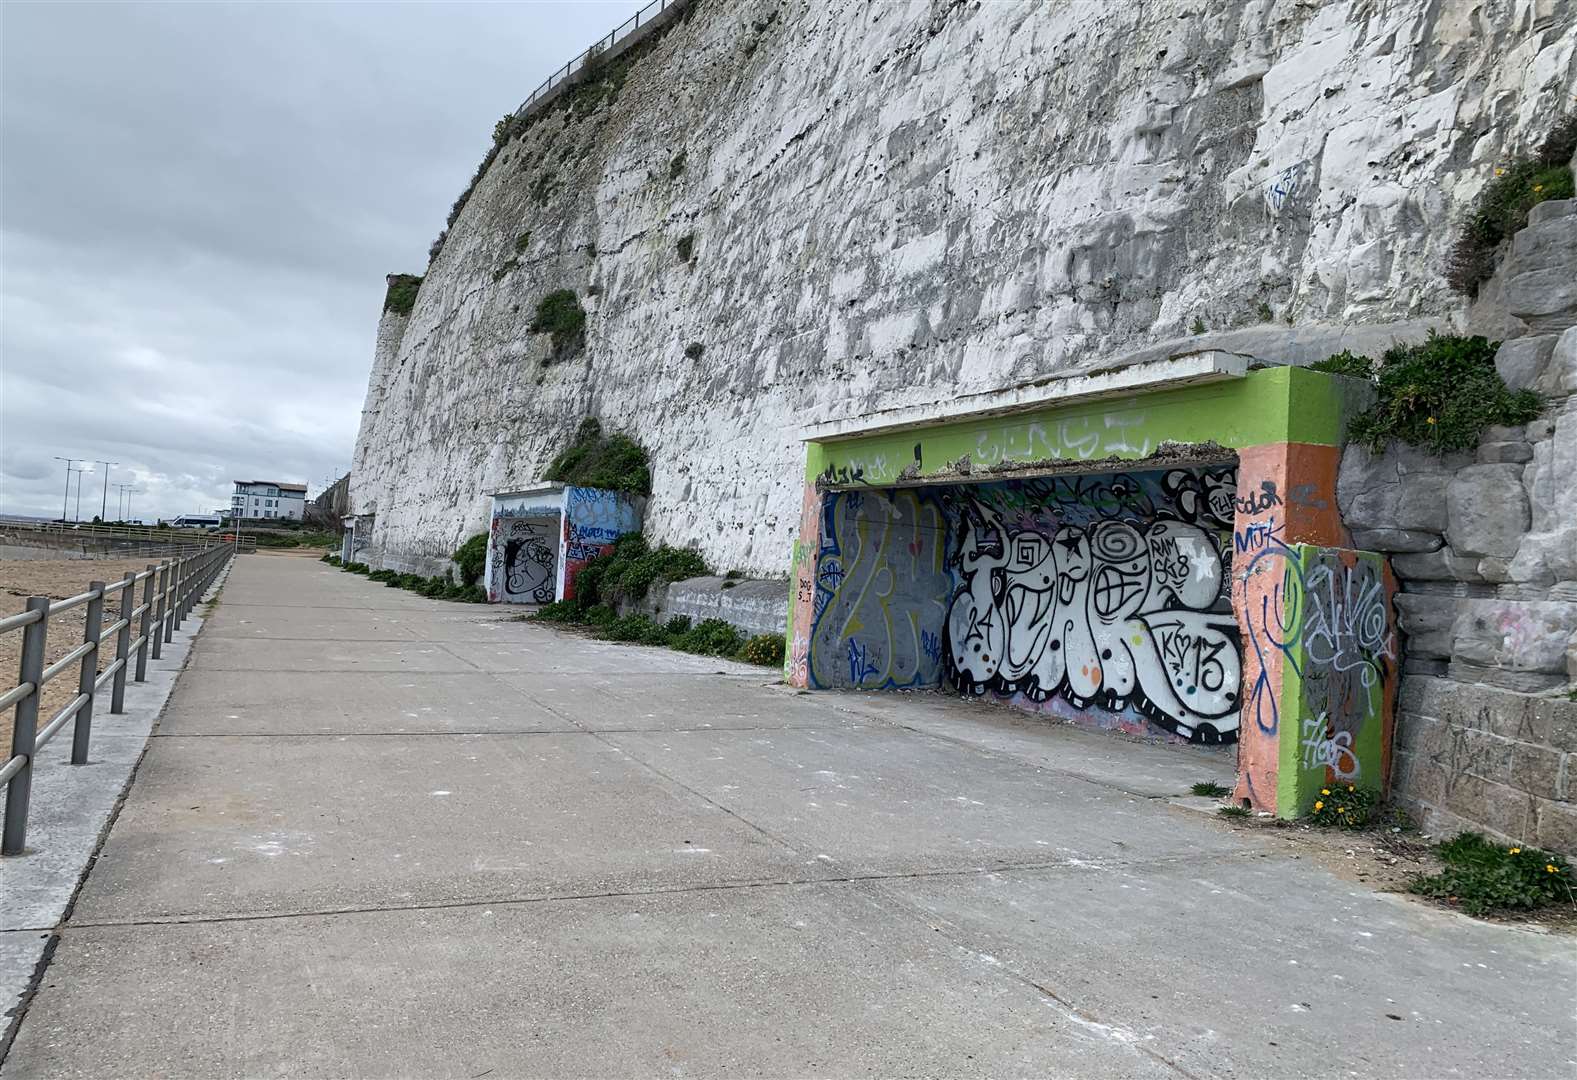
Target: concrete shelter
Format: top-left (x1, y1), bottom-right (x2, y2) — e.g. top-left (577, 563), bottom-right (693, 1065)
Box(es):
top-left (483, 483), bottom-right (643, 605)
top-left (784, 355), bottom-right (1399, 819)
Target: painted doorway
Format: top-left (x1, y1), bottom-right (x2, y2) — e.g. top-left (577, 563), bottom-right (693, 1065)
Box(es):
top-left (491, 516), bottom-right (558, 603)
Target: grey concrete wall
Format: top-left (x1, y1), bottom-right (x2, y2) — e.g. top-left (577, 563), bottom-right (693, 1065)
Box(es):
top-left (348, 0), bottom-right (1577, 578)
top-left (1392, 677), bottom-right (1577, 854)
top-left (639, 576), bottom-right (788, 639)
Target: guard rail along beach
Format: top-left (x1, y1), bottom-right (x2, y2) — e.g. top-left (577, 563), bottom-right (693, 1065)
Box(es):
top-left (1, 543), bottom-right (234, 855)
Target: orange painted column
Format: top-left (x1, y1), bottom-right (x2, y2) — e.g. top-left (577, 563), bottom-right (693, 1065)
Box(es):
top-left (1230, 442), bottom-right (1347, 812)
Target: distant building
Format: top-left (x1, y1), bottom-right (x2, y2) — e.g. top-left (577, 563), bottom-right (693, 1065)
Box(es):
top-left (232, 480), bottom-right (307, 522)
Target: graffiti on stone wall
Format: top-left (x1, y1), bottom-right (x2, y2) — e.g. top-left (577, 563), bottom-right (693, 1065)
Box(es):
top-left (809, 488), bottom-right (952, 689)
top-left (942, 467), bottom-right (1242, 744)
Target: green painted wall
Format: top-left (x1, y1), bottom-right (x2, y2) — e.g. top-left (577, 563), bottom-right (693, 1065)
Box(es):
top-left (805, 366), bottom-right (1354, 486)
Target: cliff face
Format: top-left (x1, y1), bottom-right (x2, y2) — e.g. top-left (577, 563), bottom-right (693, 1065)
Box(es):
top-left (349, 0), bottom-right (1577, 576)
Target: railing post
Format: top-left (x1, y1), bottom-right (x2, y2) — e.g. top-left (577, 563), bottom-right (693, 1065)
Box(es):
top-left (3, 597), bottom-right (50, 856)
top-left (135, 564), bottom-right (156, 681)
top-left (168, 558), bottom-right (184, 636)
top-left (71, 581), bottom-right (105, 765)
top-left (110, 571), bottom-right (135, 712)
top-left (155, 562), bottom-right (171, 653)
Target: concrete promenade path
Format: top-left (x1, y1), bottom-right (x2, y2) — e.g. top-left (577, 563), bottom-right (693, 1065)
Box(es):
top-left (3, 554), bottom-right (1574, 1077)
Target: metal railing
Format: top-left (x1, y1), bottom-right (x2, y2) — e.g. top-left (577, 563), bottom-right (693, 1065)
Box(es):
top-left (512, 0), bottom-right (684, 117)
top-left (1, 543), bottom-right (235, 855)
top-left (0, 515), bottom-right (255, 554)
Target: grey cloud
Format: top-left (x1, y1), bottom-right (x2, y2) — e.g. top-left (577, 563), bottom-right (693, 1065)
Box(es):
top-left (2, 0), bottom-right (639, 521)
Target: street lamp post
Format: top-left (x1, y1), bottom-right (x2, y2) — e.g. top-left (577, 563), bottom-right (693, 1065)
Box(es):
top-left (52, 457), bottom-right (76, 522)
top-left (94, 461), bottom-right (118, 523)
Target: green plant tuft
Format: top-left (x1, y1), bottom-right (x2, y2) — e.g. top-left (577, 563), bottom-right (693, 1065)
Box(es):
top-left (541, 417), bottom-right (652, 495)
top-left (737, 634), bottom-right (786, 667)
top-left (1191, 781), bottom-right (1230, 798)
top-left (1409, 833), bottom-right (1575, 916)
top-left (1217, 805), bottom-right (1251, 818)
top-left (383, 274), bottom-right (423, 316)
top-left (1190, 315), bottom-right (1206, 335)
top-left (453, 534), bottom-right (488, 588)
top-left (684, 341), bottom-right (704, 360)
top-left (514, 232), bottom-right (531, 255)
top-left (669, 150), bottom-right (687, 181)
top-left (1306, 784), bottom-right (1376, 829)
top-left (530, 289), bottom-right (587, 357)
top-left (676, 233), bottom-right (695, 263)
top-left (672, 617), bottom-right (744, 657)
top-left (1309, 350), bottom-right (1374, 379)
top-left (1332, 333), bottom-right (1543, 454)
top-left (571, 532), bottom-right (707, 606)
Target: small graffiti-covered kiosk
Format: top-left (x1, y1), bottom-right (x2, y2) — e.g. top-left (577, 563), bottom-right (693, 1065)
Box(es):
top-left (483, 483), bottom-right (643, 604)
top-left (783, 354), bottom-right (1399, 818)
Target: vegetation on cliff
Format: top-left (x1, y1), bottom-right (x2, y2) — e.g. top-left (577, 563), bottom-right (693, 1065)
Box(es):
top-left (529, 289), bottom-right (587, 358)
top-left (1313, 333), bottom-right (1542, 454)
top-left (382, 274), bottom-right (423, 316)
top-left (1447, 114), bottom-right (1576, 294)
top-left (541, 417), bottom-right (650, 494)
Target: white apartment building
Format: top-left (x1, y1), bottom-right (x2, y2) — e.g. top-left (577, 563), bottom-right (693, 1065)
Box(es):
top-left (232, 480), bottom-right (307, 521)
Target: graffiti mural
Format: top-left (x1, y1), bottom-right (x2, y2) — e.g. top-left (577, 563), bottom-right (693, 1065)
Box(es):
top-left (1239, 537), bottom-right (1397, 808)
top-left (561, 486), bottom-right (643, 602)
top-left (493, 517), bottom-right (557, 603)
top-left (809, 488), bottom-right (952, 689)
top-left (942, 467), bottom-right (1242, 744)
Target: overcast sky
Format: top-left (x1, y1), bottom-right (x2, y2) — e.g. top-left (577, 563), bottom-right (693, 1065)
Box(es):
top-left (1, 0), bottom-right (640, 523)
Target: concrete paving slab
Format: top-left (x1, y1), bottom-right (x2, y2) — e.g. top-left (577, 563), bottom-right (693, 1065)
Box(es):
top-left (200, 603), bottom-right (425, 641)
top-left (69, 733), bottom-right (812, 923)
top-left (820, 689), bottom-right (1238, 798)
top-left (0, 932), bottom-right (48, 1039)
top-left (7, 883), bottom-right (1176, 1080)
top-left (455, 635), bottom-right (760, 675)
top-left (1, 616), bottom-right (202, 933)
top-left (154, 669), bottom-right (576, 737)
top-left (600, 726), bottom-right (1247, 875)
top-left (505, 671), bottom-right (865, 731)
top-left (873, 857), bottom-right (1577, 1079)
top-left (186, 637), bottom-right (479, 673)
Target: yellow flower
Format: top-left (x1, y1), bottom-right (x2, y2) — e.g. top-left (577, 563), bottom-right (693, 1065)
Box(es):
top-left (1426, 417), bottom-right (1437, 425)
top-left (1321, 789), bottom-right (1331, 796)
top-left (1337, 806), bottom-right (1347, 813)
top-left (1547, 864), bottom-right (1558, 874)
top-left (1533, 184), bottom-right (1544, 193)
top-left (1348, 785), bottom-right (1355, 792)
top-left (1315, 801), bottom-right (1325, 810)
top-left (1509, 847), bottom-right (1521, 855)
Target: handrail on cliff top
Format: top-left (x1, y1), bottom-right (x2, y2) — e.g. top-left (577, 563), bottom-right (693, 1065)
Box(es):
top-left (512, 0), bottom-right (681, 119)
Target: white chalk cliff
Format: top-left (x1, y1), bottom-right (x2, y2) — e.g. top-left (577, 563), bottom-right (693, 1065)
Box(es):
top-left (350, 0), bottom-right (1577, 575)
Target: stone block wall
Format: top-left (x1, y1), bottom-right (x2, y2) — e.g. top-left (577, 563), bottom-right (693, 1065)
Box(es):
top-left (1393, 678), bottom-right (1577, 853)
top-left (1340, 195), bottom-right (1577, 851)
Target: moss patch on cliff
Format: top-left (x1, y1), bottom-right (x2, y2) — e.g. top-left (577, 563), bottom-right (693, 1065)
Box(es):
top-left (542, 417), bottom-right (651, 494)
top-left (1446, 114), bottom-right (1576, 294)
top-left (530, 289), bottom-right (587, 357)
top-left (383, 274), bottom-right (423, 316)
